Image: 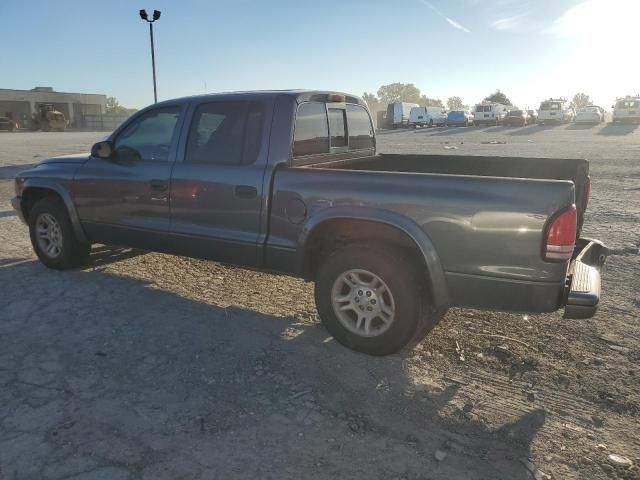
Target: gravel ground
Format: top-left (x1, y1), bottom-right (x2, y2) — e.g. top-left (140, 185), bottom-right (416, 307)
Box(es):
top-left (0, 124), bottom-right (639, 480)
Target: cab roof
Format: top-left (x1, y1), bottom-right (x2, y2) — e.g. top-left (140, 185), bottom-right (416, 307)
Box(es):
top-left (155, 90), bottom-right (366, 107)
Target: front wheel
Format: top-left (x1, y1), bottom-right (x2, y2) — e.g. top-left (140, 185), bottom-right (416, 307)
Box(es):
top-left (28, 196), bottom-right (91, 269)
top-left (314, 245), bottom-right (444, 355)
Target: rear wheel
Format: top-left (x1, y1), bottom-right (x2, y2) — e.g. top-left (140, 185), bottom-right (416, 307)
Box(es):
top-left (314, 245), bottom-right (444, 355)
top-left (28, 196), bottom-right (91, 269)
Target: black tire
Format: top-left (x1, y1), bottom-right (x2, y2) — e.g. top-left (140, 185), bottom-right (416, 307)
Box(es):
top-left (28, 196), bottom-right (90, 269)
top-left (314, 244), bottom-right (444, 356)
top-left (428, 119), bottom-right (434, 128)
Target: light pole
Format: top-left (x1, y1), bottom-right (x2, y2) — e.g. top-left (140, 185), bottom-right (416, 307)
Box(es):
top-left (139, 9), bottom-right (161, 103)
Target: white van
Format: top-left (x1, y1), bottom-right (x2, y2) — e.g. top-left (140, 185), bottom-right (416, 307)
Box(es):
top-left (386, 102), bottom-right (419, 128)
top-left (408, 106), bottom-right (447, 128)
top-left (537, 98), bottom-right (575, 124)
top-left (612, 96), bottom-right (640, 123)
top-left (472, 103), bottom-right (509, 125)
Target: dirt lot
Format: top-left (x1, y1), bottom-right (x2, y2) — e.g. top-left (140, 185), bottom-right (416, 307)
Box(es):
top-left (0, 125), bottom-right (639, 480)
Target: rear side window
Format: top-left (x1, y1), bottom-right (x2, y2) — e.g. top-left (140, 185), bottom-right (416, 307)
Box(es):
top-left (293, 103), bottom-right (329, 157)
top-left (346, 104), bottom-right (374, 150)
top-left (185, 101), bottom-right (264, 165)
top-left (328, 108), bottom-right (347, 147)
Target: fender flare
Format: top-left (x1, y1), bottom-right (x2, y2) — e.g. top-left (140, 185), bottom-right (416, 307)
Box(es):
top-left (22, 179), bottom-right (88, 243)
top-left (297, 206), bottom-right (450, 308)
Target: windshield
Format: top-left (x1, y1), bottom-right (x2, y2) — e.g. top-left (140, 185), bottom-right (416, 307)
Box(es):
top-left (507, 110), bottom-right (523, 116)
top-left (616, 99), bottom-right (639, 108)
top-left (540, 102), bottom-right (562, 110)
top-left (475, 105), bottom-right (492, 112)
top-left (578, 107), bottom-right (599, 113)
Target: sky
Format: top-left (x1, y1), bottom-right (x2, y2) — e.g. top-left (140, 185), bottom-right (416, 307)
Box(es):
top-left (2, 0), bottom-right (638, 110)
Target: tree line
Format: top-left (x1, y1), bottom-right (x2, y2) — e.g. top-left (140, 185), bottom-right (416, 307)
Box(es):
top-left (362, 83), bottom-right (595, 112)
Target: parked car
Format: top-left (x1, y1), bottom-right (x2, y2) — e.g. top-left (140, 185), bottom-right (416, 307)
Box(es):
top-left (612, 96), bottom-right (640, 123)
top-left (527, 109), bottom-right (538, 123)
top-left (11, 90), bottom-right (607, 356)
top-left (538, 98), bottom-right (575, 124)
top-left (574, 106), bottom-right (605, 124)
top-left (446, 110), bottom-right (473, 127)
top-left (472, 102), bottom-right (509, 125)
top-left (502, 109), bottom-right (530, 127)
top-left (409, 106), bottom-right (447, 128)
top-left (386, 101), bottom-right (418, 128)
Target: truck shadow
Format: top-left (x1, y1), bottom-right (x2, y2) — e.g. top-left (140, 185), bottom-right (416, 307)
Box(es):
top-left (0, 259), bottom-right (545, 479)
top-left (597, 123), bottom-right (639, 136)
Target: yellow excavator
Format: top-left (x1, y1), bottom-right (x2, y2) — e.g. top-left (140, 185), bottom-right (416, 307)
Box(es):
top-left (29, 104), bottom-right (66, 131)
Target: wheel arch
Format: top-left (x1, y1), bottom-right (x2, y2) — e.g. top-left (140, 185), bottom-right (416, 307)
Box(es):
top-left (21, 180), bottom-right (88, 243)
top-left (298, 207), bottom-right (449, 308)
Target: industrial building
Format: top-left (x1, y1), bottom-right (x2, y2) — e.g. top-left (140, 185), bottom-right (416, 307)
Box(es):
top-left (0, 87), bottom-right (107, 128)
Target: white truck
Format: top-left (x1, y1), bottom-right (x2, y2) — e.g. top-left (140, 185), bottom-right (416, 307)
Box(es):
top-left (538, 98), bottom-right (575, 124)
top-left (408, 106), bottom-right (447, 128)
top-left (386, 101), bottom-right (419, 128)
top-left (612, 96), bottom-right (640, 123)
top-left (472, 102), bottom-right (509, 125)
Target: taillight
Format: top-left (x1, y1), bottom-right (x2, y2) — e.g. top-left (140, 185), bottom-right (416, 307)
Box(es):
top-left (583, 176), bottom-right (591, 211)
top-left (543, 205), bottom-right (577, 262)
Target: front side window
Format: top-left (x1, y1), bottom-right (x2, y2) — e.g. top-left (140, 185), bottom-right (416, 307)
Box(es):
top-left (293, 103), bottom-right (329, 157)
top-left (114, 106), bottom-right (181, 161)
top-left (185, 101), bottom-right (264, 165)
top-left (346, 104), bottom-right (374, 151)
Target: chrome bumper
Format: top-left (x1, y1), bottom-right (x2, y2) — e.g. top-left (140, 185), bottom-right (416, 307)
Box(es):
top-left (563, 238), bottom-right (608, 319)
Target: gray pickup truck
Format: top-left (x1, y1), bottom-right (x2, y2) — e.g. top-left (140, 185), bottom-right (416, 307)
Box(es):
top-left (11, 90), bottom-right (607, 355)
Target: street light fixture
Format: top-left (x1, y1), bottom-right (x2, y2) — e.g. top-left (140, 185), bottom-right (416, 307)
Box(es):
top-left (139, 9), bottom-right (161, 103)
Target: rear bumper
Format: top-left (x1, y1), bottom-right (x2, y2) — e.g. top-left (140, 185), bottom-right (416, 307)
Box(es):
top-left (563, 238), bottom-right (608, 319)
top-left (445, 237), bottom-right (607, 317)
top-left (11, 196), bottom-right (26, 224)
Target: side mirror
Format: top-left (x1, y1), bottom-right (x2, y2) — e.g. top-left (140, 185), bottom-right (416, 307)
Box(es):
top-left (91, 141), bottom-right (113, 159)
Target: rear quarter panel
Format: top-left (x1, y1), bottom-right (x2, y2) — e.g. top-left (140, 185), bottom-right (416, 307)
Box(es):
top-left (268, 167), bottom-right (575, 285)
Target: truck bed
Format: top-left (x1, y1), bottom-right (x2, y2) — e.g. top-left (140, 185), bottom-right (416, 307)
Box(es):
top-left (308, 154), bottom-right (590, 231)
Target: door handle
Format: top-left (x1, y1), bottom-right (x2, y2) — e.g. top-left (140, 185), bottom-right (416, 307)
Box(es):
top-left (150, 179), bottom-right (168, 192)
top-left (234, 185), bottom-right (257, 199)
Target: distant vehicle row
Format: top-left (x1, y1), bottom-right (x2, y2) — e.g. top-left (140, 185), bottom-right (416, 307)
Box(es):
top-left (380, 95), bottom-right (639, 128)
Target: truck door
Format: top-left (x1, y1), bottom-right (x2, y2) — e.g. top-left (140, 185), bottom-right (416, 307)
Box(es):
top-left (168, 100), bottom-right (266, 267)
top-left (74, 105), bottom-right (183, 247)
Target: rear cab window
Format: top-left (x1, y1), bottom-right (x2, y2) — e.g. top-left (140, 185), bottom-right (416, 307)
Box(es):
top-left (293, 100), bottom-right (374, 165)
top-left (292, 102), bottom-right (329, 158)
top-left (346, 104), bottom-right (374, 151)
